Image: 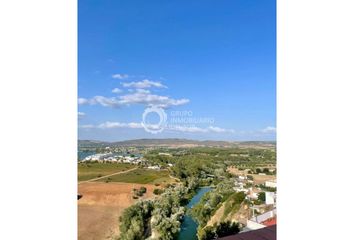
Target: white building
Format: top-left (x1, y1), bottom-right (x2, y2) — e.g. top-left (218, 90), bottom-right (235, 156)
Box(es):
top-left (158, 152), bottom-right (172, 156)
top-left (147, 165), bottom-right (160, 170)
top-left (265, 180), bottom-right (277, 188)
top-left (265, 192), bottom-right (275, 205)
top-left (248, 192), bottom-right (259, 200)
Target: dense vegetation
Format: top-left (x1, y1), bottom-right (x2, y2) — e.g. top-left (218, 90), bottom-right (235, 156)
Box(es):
top-left (119, 200), bottom-right (154, 240)
top-left (118, 183), bottom-right (196, 240)
top-left (198, 221), bottom-right (240, 240)
top-left (189, 181), bottom-right (245, 239)
top-left (190, 181), bottom-right (235, 226)
top-left (145, 147), bottom-right (276, 178)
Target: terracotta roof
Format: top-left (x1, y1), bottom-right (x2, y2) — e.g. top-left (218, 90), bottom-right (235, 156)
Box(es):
top-left (218, 225), bottom-right (276, 240)
top-left (261, 217), bottom-right (276, 226)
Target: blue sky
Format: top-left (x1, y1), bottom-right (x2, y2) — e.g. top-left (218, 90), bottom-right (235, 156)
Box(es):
top-left (78, 0), bottom-right (276, 141)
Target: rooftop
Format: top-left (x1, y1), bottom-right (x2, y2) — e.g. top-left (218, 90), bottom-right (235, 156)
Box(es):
top-left (218, 224), bottom-right (276, 240)
top-left (261, 217), bottom-right (277, 227)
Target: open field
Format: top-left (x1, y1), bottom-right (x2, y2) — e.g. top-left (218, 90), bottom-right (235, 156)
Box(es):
top-left (227, 166), bottom-right (276, 184)
top-left (251, 174), bottom-right (276, 184)
top-left (227, 166), bottom-right (248, 176)
top-left (97, 168), bottom-right (175, 185)
top-left (78, 163), bottom-right (135, 181)
top-left (78, 182), bottom-right (159, 240)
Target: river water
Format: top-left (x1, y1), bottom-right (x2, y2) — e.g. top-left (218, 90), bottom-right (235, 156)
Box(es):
top-left (77, 150), bottom-right (96, 160)
top-left (178, 187), bottom-right (212, 240)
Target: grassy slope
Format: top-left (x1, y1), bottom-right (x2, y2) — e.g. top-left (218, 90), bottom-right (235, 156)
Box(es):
top-left (78, 163), bottom-right (135, 181)
top-left (98, 168), bottom-right (174, 184)
top-left (206, 192), bottom-right (245, 227)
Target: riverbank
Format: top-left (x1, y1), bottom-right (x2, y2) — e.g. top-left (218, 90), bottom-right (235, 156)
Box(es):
top-left (178, 187), bottom-right (212, 240)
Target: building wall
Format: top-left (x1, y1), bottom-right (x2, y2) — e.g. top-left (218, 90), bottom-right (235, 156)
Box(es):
top-left (246, 220), bottom-right (266, 230)
top-left (265, 181), bottom-right (277, 188)
top-left (251, 209), bottom-right (277, 223)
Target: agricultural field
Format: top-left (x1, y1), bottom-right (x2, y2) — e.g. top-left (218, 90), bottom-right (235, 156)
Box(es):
top-left (78, 163), bottom-right (135, 181)
top-left (78, 182), bottom-right (159, 240)
top-left (98, 168), bottom-right (175, 185)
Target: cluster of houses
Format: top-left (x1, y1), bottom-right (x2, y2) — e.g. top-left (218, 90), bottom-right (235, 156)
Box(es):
top-left (81, 153), bottom-right (144, 165)
top-left (233, 175), bottom-right (255, 194)
top-left (232, 174), bottom-right (277, 233)
top-left (81, 153), bottom-right (168, 171)
top-left (233, 175), bottom-right (277, 201)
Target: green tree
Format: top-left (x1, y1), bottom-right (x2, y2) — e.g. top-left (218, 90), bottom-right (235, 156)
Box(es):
top-left (198, 226), bottom-right (216, 240)
top-left (258, 192), bottom-right (266, 202)
top-left (214, 221), bottom-right (240, 238)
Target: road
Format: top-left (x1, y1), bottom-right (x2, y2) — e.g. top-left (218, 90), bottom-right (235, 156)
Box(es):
top-left (78, 167), bottom-right (138, 185)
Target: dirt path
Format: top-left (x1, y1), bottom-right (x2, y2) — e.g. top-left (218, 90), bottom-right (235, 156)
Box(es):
top-left (169, 175), bottom-right (180, 182)
top-left (78, 167), bottom-right (138, 185)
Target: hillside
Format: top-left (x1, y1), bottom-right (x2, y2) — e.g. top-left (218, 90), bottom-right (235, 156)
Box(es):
top-left (78, 139), bottom-right (276, 148)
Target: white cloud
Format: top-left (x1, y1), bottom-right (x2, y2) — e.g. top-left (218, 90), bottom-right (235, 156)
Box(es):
top-left (208, 126), bottom-right (235, 133)
top-left (121, 79), bottom-right (167, 89)
top-left (261, 126), bottom-right (276, 133)
top-left (168, 125), bottom-right (235, 134)
top-left (92, 96), bottom-right (122, 108)
top-left (79, 124), bottom-right (95, 129)
top-left (169, 125), bottom-right (208, 133)
top-left (78, 96), bottom-right (122, 108)
top-left (119, 90), bottom-right (189, 108)
top-left (112, 88), bottom-right (123, 94)
top-left (78, 112), bottom-right (85, 118)
top-left (79, 121), bottom-right (235, 135)
top-left (86, 121), bottom-right (143, 129)
top-left (78, 90), bottom-right (189, 108)
top-left (112, 74), bottom-right (129, 79)
top-left (78, 98), bottom-right (90, 105)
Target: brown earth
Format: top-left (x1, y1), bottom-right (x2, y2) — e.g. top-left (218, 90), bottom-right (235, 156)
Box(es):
top-left (227, 166), bottom-right (248, 176)
top-left (78, 182), bottom-right (158, 240)
top-left (250, 174), bottom-right (276, 184)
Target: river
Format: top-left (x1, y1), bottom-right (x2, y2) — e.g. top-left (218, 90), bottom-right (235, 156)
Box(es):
top-left (177, 187), bottom-right (212, 240)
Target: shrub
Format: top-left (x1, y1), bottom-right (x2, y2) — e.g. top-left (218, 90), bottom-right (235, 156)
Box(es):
top-left (139, 187), bottom-right (147, 193)
top-left (136, 192), bottom-right (143, 197)
top-left (257, 192), bottom-right (266, 202)
top-left (214, 221), bottom-right (240, 238)
top-left (197, 221), bottom-right (240, 240)
top-left (198, 226), bottom-right (216, 240)
top-left (153, 188), bottom-right (163, 195)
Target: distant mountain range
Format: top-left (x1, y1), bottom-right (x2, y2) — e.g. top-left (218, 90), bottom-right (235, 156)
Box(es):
top-left (78, 139), bottom-right (276, 148)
